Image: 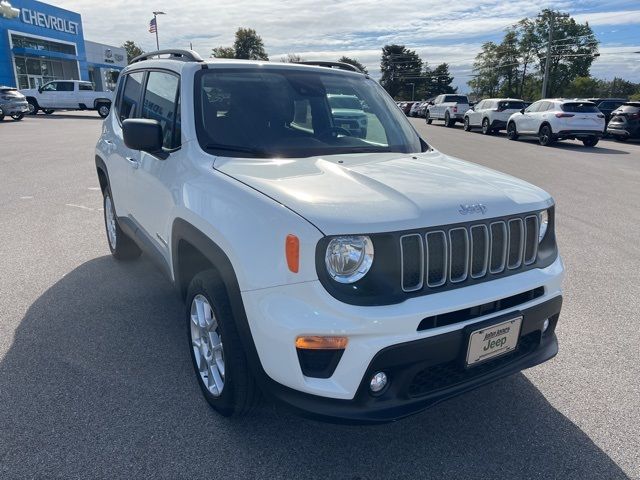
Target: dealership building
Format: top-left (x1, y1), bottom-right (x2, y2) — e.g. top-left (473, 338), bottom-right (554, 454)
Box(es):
top-left (0, 0), bottom-right (126, 91)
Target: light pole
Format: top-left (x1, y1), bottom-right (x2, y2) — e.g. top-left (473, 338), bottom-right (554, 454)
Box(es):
top-left (406, 82), bottom-right (415, 101)
top-left (152, 11), bottom-right (166, 50)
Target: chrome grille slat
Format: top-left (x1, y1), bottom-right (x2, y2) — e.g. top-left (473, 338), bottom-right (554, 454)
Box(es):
top-left (399, 214), bottom-right (541, 292)
top-left (507, 218), bottom-right (525, 269)
top-left (400, 233), bottom-right (424, 292)
top-left (425, 231), bottom-right (447, 287)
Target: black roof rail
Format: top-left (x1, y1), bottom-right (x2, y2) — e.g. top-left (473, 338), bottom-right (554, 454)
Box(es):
top-left (130, 49), bottom-right (204, 64)
top-left (294, 61), bottom-right (363, 73)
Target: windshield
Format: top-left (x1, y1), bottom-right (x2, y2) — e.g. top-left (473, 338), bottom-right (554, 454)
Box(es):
top-left (195, 67), bottom-right (423, 158)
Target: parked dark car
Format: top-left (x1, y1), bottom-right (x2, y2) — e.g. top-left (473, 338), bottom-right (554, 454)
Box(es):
top-left (606, 102), bottom-right (640, 141)
top-left (585, 98), bottom-right (627, 125)
top-left (400, 101), bottom-right (419, 115)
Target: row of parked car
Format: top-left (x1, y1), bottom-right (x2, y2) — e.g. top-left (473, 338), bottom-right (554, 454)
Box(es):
top-left (398, 95), bottom-right (639, 146)
top-left (0, 80), bottom-right (113, 122)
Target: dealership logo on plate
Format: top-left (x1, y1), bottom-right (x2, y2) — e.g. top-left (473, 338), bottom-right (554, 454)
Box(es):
top-left (0, 0), bottom-right (20, 19)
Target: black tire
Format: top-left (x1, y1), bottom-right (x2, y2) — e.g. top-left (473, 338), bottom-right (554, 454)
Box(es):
top-left (103, 187), bottom-right (141, 260)
top-left (186, 270), bottom-right (261, 417)
top-left (444, 111), bottom-right (454, 127)
top-left (538, 124), bottom-right (554, 146)
top-left (11, 113), bottom-right (24, 121)
top-left (425, 111), bottom-right (432, 124)
top-left (507, 122), bottom-right (518, 140)
top-left (97, 103), bottom-right (110, 118)
top-left (482, 118), bottom-right (492, 135)
top-left (0, 110), bottom-right (4, 121)
top-left (27, 98), bottom-right (38, 115)
top-left (43, 109), bottom-right (54, 115)
top-left (463, 117), bottom-right (471, 131)
top-left (582, 136), bottom-right (599, 147)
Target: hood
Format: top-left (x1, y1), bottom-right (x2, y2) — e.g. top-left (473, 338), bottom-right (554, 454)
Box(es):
top-left (214, 150), bottom-right (553, 235)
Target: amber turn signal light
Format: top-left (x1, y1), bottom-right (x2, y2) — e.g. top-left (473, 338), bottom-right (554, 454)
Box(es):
top-left (295, 336), bottom-right (348, 350)
top-left (286, 234), bottom-right (299, 273)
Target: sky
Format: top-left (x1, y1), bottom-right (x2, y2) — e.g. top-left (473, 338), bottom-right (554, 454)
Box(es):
top-left (54, 0), bottom-right (640, 93)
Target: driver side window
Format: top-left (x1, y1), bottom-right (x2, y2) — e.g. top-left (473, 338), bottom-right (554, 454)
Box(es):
top-left (42, 82), bottom-right (57, 92)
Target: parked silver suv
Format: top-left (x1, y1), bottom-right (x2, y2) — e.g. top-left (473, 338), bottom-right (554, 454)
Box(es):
top-left (0, 86), bottom-right (29, 121)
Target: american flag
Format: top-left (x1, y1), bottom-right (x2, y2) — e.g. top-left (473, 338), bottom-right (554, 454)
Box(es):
top-left (149, 17), bottom-right (157, 33)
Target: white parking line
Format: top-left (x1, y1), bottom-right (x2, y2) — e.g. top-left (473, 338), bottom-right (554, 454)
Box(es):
top-left (65, 203), bottom-right (94, 211)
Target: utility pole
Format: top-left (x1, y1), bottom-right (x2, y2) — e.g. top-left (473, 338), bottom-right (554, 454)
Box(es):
top-left (407, 82), bottom-right (415, 101)
top-left (541, 13), bottom-right (554, 99)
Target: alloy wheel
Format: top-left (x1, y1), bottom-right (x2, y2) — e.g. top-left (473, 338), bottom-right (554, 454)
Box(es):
top-left (190, 294), bottom-right (225, 397)
top-left (104, 194), bottom-right (117, 249)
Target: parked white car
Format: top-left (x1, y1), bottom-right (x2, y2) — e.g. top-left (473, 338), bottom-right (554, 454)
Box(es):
top-left (464, 98), bottom-right (526, 134)
top-left (95, 50), bottom-right (563, 423)
top-left (506, 99), bottom-right (605, 147)
top-left (21, 80), bottom-right (113, 118)
top-left (426, 94), bottom-right (470, 127)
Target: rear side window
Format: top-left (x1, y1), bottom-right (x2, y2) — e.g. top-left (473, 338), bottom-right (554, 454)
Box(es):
top-left (499, 101), bottom-right (524, 110)
top-left (142, 71), bottom-right (181, 149)
top-left (118, 72), bottom-right (144, 122)
top-left (526, 101), bottom-right (542, 113)
top-left (79, 83), bottom-right (94, 91)
top-left (57, 82), bottom-right (74, 92)
top-left (444, 95), bottom-right (468, 104)
top-left (562, 102), bottom-right (599, 113)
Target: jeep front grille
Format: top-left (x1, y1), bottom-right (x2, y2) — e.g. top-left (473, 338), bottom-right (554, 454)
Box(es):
top-left (400, 214), bottom-right (540, 292)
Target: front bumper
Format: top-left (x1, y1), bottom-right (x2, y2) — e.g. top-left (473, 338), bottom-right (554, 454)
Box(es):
top-left (0, 101), bottom-right (29, 115)
top-left (262, 296), bottom-right (561, 423)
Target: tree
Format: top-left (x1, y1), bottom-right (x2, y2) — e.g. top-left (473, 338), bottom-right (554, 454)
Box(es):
top-left (233, 27), bottom-right (268, 60)
top-left (122, 40), bottom-right (143, 64)
top-left (380, 45), bottom-right (423, 99)
top-left (211, 27), bottom-right (269, 60)
top-left (281, 53), bottom-right (304, 63)
top-left (338, 56), bottom-right (368, 74)
top-left (468, 42), bottom-right (501, 98)
top-left (567, 76), bottom-right (599, 97)
top-left (212, 46), bottom-right (235, 58)
top-left (428, 63), bottom-right (457, 96)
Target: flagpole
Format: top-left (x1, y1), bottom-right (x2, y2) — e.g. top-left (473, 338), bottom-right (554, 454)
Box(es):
top-left (152, 11), bottom-right (165, 51)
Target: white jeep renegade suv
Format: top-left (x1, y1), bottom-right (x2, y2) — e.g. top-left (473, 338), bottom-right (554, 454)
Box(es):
top-left (95, 50), bottom-right (564, 423)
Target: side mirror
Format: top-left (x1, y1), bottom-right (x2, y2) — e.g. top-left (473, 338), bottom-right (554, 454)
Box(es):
top-left (520, 108), bottom-right (525, 114)
top-left (123, 119), bottom-right (163, 153)
top-left (38, 87), bottom-right (43, 93)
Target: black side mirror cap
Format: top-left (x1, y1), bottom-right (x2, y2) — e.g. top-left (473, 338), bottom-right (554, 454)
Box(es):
top-left (123, 119), bottom-right (163, 153)
top-left (520, 108), bottom-right (525, 114)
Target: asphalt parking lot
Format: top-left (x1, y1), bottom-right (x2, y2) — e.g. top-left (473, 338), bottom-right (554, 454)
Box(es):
top-left (1, 111), bottom-right (639, 479)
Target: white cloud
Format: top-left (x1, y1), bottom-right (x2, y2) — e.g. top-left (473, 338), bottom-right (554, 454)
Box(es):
top-left (54, 0), bottom-right (640, 88)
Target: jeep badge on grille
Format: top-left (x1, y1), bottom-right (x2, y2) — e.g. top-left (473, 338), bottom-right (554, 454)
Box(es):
top-left (459, 203), bottom-right (488, 215)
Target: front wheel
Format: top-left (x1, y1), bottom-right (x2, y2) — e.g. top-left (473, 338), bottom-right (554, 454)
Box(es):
top-left (463, 117), bottom-right (471, 131)
top-left (103, 188), bottom-right (141, 260)
top-left (582, 136), bottom-right (599, 147)
top-left (507, 122), bottom-right (518, 140)
top-left (425, 111), bottom-right (432, 124)
top-left (187, 270), bottom-right (261, 417)
top-left (11, 113), bottom-right (24, 121)
top-left (538, 125), bottom-right (554, 146)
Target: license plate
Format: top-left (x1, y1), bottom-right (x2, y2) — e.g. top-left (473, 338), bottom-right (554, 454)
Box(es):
top-left (466, 317), bottom-right (522, 367)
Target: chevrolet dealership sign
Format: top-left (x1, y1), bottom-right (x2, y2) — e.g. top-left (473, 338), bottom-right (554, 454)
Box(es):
top-left (21, 7), bottom-right (79, 34)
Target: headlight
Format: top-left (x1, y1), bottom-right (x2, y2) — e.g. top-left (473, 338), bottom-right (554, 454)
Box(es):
top-left (325, 235), bottom-right (374, 283)
top-left (539, 210), bottom-right (549, 243)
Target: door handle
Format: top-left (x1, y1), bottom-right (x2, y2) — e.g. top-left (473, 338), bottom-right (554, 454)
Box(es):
top-left (126, 157), bottom-right (139, 169)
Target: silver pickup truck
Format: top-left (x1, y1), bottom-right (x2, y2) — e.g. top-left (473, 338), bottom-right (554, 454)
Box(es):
top-left (21, 80), bottom-right (113, 118)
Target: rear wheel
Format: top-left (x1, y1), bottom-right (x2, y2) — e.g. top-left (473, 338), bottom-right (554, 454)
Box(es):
top-left (507, 122), bottom-right (518, 140)
top-left (27, 99), bottom-right (38, 115)
top-left (0, 108), bottom-right (4, 121)
top-left (426, 111), bottom-right (432, 124)
top-left (187, 270), bottom-right (261, 417)
top-left (463, 117), bottom-right (471, 131)
top-left (444, 111), bottom-right (454, 127)
top-left (103, 187), bottom-right (141, 260)
top-left (538, 125), bottom-right (554, 146)
top-left (10, 113), bottom-right (24, 121)
top-left (582, 136), bottom-right (599, 147)
top-left (97, 103), bottom-right (110, 118)
top-left (482, 118), bottom-right (492, 135)
top-left (42, 109), bottom-right (54, 115)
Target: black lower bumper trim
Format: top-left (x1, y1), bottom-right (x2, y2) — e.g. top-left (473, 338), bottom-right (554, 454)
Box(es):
top-left (556, 130), bottom-right (603, 138)
top-left (258, 295), bottom-right (562, 424)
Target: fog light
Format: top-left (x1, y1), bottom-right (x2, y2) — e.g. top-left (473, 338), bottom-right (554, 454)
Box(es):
top-left (369, 371), bottom-right (388, 393)
top-left (542, 319), bottom-right (550, 333)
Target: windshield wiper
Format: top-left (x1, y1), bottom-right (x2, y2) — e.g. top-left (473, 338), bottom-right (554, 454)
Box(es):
top-left (204, 144), bottom-right (268, 156)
